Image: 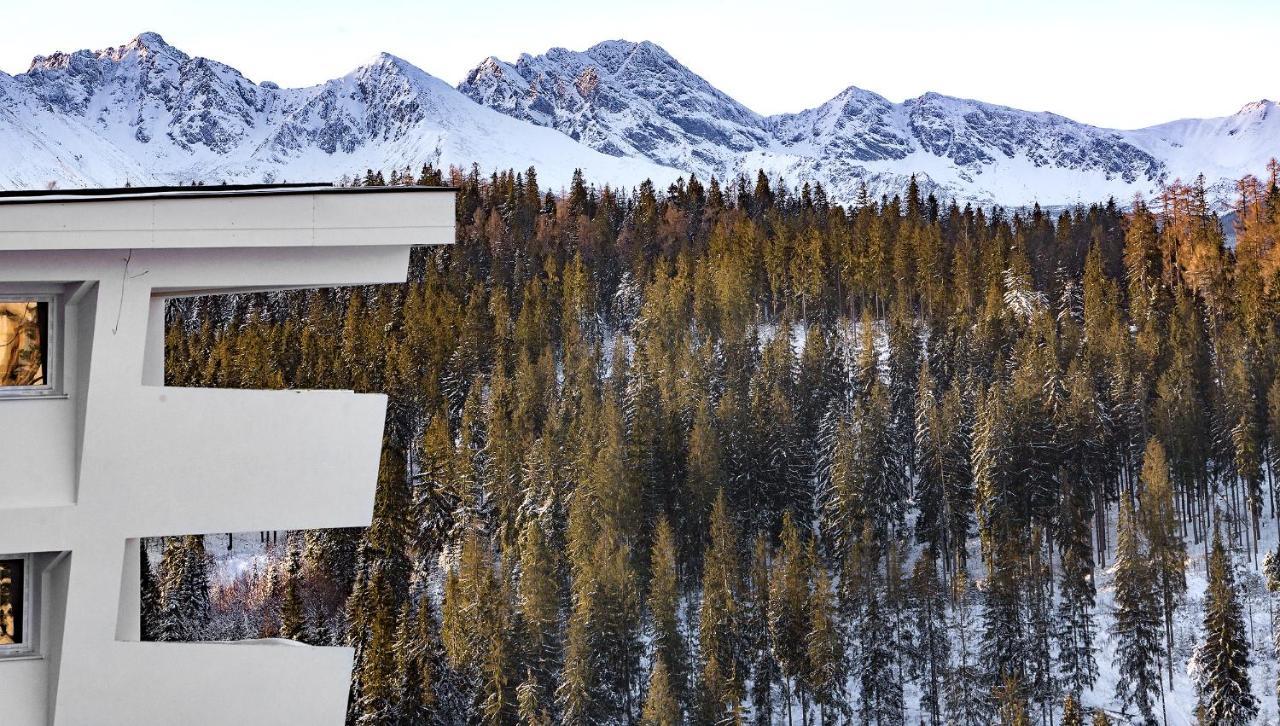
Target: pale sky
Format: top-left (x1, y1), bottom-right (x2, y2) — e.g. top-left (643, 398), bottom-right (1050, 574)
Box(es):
top-left (1, 0), bottom-right (1274, 129)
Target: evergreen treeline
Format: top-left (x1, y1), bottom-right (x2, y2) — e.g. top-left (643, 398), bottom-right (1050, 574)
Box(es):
top-left (149, 161), bottom-right (1280, 725)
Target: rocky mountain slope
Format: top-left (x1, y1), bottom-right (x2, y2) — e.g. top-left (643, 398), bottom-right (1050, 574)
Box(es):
top-left (462, 40), bottom-right (1277, 207)
top-left (0, 33), bottom-right (680, 190)
top-left (1, 32), bottom-right (1275, 209)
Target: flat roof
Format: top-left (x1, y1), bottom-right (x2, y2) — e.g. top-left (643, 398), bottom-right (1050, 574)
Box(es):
top-left (0, 183), bottom-right (458, 206)
top-left (0, 183), bottom-right (456, 251)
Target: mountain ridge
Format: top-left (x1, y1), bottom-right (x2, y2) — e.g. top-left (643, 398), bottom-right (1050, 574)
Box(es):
top-left (2, 32), bottom-right (1275, 209)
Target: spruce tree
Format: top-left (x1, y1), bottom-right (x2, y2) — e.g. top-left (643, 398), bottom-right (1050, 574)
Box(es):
top-left (140, 544), bottom-right (162, 642)
top-left (745, 533), bottom-right (777, 725)
top-left (393, 598), bottom-right (445, 726)
top-left (1265, 547), bottom-right (1280, 713)
top-left (769, 511), bottom-right (811, 725)
top-left (648, 517), bottom-right (687, 715)
top-left (1109, 497), bottom-right (1162, 725)
top-left (516, 519), bottom-right (561, 701)
top-left (1137, 437), bottom-right (1185, 688)
top-left (517, 668), bottom-right (552, 726)
top-left (1193, 522), bottom-right (1258, 725)
top-left (945, 574), bottom-right (988, 726)
top-left (1056, 491), bottom-right (1098, 695)
top-left (159, 535), bottom-right (211, 641)
top-left (280, 543), bottom-right (306, 642)
top-left (907, 548), bottom-right (949, 726)
top-left (806, 558), bottom-right (845, 725)
top-left (641, 659), bottom-right (681, 726)
top-left (700, 490), bottom-right (745, 722)
top-left (1061, 693), bottom-right (1084, 726)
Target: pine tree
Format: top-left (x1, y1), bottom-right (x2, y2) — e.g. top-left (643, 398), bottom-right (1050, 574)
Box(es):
top-left (745, 533), bottom-right (777, 725)
top-left (351, 568), bottom-right (400, 726)
top-left (1265, 547), bottom-right (1280, 713)
top-left (648, 516), bottom-right (687, 714)
top-left (394, 598), bottom-right (445, 726)
top-left (854, 539), bottom-right (905, 726)
top-left (1056, 491), bottom-right (1099, 695)
top-left (907, 548), bottom-right (949, 726)
top-left (1024, 529), bottom-right (1057, 721)
top-left (993, 675), bottom-right (1030, 726)
top-left (1137, 437), bottom-right (1185, 685)
top-left (280, 543), bottom-right (306, 642)
top-left (158, 535), bottom-right (211, 641)
top-left (558, 602), bottom-right (594, 726)
top-left (588, 536), bottom-right (643, 724)
top-left (479, 581), bottom-right (517, 726)
top-left (685, 397), bottom-right (725, 570)
top-left (1061, 693), bottom-right (1084, 726)
top-left (945, 575), bottom-right (988, 726)
top-left (700, 490), bottom-right (745, 722)
top-left (517, 668), bottom-right (552, 726)
top-left (516, 519), bottom-right (561, 700)
top-left (769, 511), bottom-right (811, 725)
top-left (1193, 522), bottom-right (1258, 725)
top-left (641, 659), bottom-right (681, 726)
top-left (1109, 497), bottom-right (1162, 725)
top-left (806, 558), bottom-right (845, 725)
top-left (980, 540), bottom-right (1027, 706)
top-left (140, 544), bottom-right (162, 642)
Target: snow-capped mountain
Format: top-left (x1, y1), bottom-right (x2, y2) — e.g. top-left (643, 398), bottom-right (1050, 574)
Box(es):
top-left (1, 32), bottom-right (1276, 209)
top-left (0, 33), bottom-right (681, 190)
top-left (755, 89), bottom-right (1169, 207)
top-left (458, 40), bottom-right (770, 180)
top-left (462, 41), bottom-right (1277, 208)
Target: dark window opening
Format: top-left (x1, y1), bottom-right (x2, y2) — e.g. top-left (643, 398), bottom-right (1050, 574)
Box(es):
top-left (0, 300), bottom-right (48, 387)
top-left (0, 557), bottom-right (25, 647)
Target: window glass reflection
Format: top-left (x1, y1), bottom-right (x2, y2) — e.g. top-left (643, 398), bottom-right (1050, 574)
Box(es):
top-left (0, 300), bottom-right (47, 387)
top-left (0, 558), bottom-right (24, 646)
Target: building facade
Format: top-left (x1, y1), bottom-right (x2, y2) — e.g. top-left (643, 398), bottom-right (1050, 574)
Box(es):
top-left (0, 184), bottom-right (455, 725)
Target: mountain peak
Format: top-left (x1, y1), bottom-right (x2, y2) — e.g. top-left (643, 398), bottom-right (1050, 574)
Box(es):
top-left (130, 31), bottom-right (170, 51)
top-left (586, 38), bottom-right (664, 54)
top-left (360, 51), bottom-right (429, 76)
top-left (27, 31), bottom-right (185, 73)
top-left (1238, 98), bottom-right (1274, 115)
top-left (110, 31), bottom-right (186, 63)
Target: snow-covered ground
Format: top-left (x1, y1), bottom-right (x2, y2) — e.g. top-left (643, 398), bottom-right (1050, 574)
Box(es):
top-left (1082, 502), bottom-right (1280, 725)
top-left (146, 531), bottom-right (285, 588)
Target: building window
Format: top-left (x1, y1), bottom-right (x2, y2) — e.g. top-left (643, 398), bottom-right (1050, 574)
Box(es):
top-left (0, 554), bottom-right (32, 656)
top-left (0, 295), bottom-right (57, 397)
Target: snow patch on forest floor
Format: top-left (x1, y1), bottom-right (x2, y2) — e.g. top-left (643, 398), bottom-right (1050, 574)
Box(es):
top-left (188, 503), bottom-right (1280, 725)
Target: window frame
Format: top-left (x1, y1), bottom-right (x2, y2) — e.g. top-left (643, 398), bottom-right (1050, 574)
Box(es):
top-left (0, 552), bottom-right (33, 657)
top-left (0, 292), bottom-right (60, 399)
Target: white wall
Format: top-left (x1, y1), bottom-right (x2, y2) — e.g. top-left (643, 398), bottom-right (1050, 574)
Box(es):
top-left (0, 189), bottom-right (453, 726)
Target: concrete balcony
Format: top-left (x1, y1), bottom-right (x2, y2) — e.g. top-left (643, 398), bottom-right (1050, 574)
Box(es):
top-left (92, 386), bottom-right (388, 537)
top-left (56, 640), bottom-right (354, 725)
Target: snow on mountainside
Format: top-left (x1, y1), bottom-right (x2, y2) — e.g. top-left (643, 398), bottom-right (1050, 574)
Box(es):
top-left (0, 33), bottom-right (681, 190)
top-left (463, 41), bottom-right (1278, 208)
top-left (1, 32), bottom-right (1276, 209)
top-left (458, 40), bottom-right (771, 180)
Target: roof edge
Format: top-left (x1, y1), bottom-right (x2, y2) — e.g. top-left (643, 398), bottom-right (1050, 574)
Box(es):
top-left (0, 183), bottom-right (459, 206)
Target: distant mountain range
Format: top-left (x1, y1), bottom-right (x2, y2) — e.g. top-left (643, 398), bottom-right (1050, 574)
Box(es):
top-left (2, 32), bottom-right (1276, 209)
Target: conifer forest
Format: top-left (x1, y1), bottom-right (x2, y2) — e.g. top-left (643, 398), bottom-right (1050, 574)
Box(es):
top-left (147, 162), bottom-right (1280, 726)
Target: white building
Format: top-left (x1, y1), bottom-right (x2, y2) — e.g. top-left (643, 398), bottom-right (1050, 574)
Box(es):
top-left (0, 183), bottom-right (455, 725)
